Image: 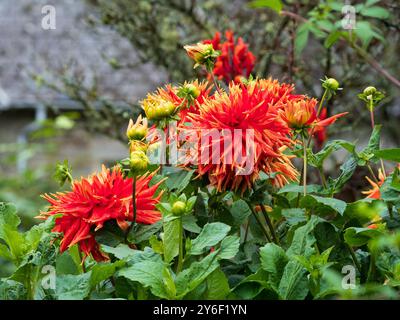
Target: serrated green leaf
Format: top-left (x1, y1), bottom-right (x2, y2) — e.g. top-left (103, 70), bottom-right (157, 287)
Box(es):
top-left (56, 272), bottom-right (92, 300)
top-left (189, 222), bottom-right (231, 255)
top-left (374, 149), bottom-right (400, 163)
top-left (163, 218), bottom-right (180, 263)
top-left (219, 235), bottom-right (240, 259)
top-left (202, 268), bottom-right (230, 299)
top-left (117, 260), bottom-right (171, 299)
top-left (260, 243), bottom-right (288, 291)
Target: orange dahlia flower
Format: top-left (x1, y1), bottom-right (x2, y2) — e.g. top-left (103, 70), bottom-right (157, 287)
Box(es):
top-left (204, 30), bottom-right (256, 84)
top-left (38, 166), bottom-right (162, 261)
top-left (180, 80), bottom-right (299, 193)
top-left (362, 169), bottom-right (385, 199)
top-left (280, 97), bottom-right (347, 133)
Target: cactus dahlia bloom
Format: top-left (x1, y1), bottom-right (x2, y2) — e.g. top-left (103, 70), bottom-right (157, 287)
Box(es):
top-left (280, 97), bottom-right (347, 132)
top-left (204, 30), bottom-right (256, 84)
top-left (180, 81), bottom-right (299, 193)
top-left (38, 166), bottom-right (162, 261)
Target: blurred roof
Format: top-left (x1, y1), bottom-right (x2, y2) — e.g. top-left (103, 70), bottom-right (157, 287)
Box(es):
top-left (0, 0), bottom-right (166, 111)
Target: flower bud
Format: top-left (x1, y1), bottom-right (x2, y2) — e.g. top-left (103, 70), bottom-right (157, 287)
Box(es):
top-left (172, 201), bottom-right (186, 216)
top-left (142, 98), bottom-right (176, 121)
top-left (130, 150), bottom-right (149, 173)
top-left (178, 83), bottom-right (201, 101)
top-left (184, 43), bottom-right (220, 69)
top-left (363, 86), bottom-right (377, 97)
top-left (129, 140), bottom-right (148, 154)
top-left (126, 116), bottom-right (148, 141)
top-left (322, 77), bottom-right (341, 92)
top-left (159, 101), bottom-right (176, 118)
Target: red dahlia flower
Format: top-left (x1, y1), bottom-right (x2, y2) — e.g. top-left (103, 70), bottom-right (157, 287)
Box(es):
top-left (180, 80), bottom-right (299, 193)
top-left (38, 166), bottom-right (162, 261)
top-left (204, 30), bottom-right (256, 84)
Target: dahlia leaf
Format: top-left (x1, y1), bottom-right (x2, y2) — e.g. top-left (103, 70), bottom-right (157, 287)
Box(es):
top-left (165, 169), bottom-right (194, 193)
top-left (233, 269), bottom-right (274, 299)
top-left (175, 251), bottom-right (220, 298)
top-left (287, 215), bottom-right (320, 258)
top-left (229, 200), bottom-right (252, 226)
top-left (202, 268), bottom-right (230, 300)
top-left (128, 220), bottom-right (162, 243)
top-left (357, 124), bottom-right (381, 165)
top-left (0, 280), bottom-right (27, 300)
top-left (248, 0), bottom-right (283, 13)
top-left (309, 139), bottom-right (355, 168)
top-left (90, 260), bottom-right (125, 288)
top-left (56, 272), bottom-right (92, 300)
top-left (295, 23), bottom-right (310, 55)
top-left (326, 156), bottom-right (358, 194)
top-left (189, 222), bottom-right (231, 256)
top-left (117, 260), bottom-right (171, 299)
top-left (282, 208), bottom-right (307, 226)
top-left (260, 243), bottom-right (288, 292)
top-left (182, 215), bottom-right (201, 234)
top-left (374, 148), bottom-right (400, 163)
top-left (163, 218), bottom-right (181, 263)
top-left (301, 195), bottom-right (347, 216)
top-left (344, 227), bottom-right (383, 247)
top-left (101, 244), bottom-right (137, 260)
top-left (219, 235), bottom-right (240, 260)
top-left (278, 183), bottom-right (323, 195)
top-left (0, 203), bottom-right (25, 262)
top-left (278, 260), bottom-right (309, 300)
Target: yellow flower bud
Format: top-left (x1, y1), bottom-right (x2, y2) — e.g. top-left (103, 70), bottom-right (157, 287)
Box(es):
top-left (172, 201), bottom-right (186, 216)
top-left (130, 150), bottom-right (149, 173)
top-left (126, 116), bottom-right (148, 141)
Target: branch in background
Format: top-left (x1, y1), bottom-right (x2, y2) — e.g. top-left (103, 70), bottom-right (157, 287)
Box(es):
top-left (281, 10), bottom-right (400, 90)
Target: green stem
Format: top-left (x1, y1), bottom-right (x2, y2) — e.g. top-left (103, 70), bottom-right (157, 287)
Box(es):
top-left (317, 89), bottom-right (328, 117)
top-left (78, 248), bottom-right (86, 273)
top-left (207, 66), bottom-right (221, 94)
top-left (248, 204), bottom-right (272, 243)
top-left (177, 217), bottom-right (184, 273)
top-left (347, 244), bottom-right (362, 275)
top-left (303, 135), bottom-right (308, 197)
top-left (367, 164), bottom-right (379, 184)
top-left (259, 204), bottom-right (280, 245)
top-left (367, 253), bottom-right (375, 283)
top-left (318, 167), bottom-right (327, 188)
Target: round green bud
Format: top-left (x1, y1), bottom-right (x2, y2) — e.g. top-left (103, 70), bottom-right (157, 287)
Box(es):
top-left (324, 78), bottom-right (340, 91)
top-left (363, 86), bottom-right (377, 96)
top-left (127, 126), bottom-right (147, 141)
top-left (185, 84), bottom-right (200, 99)
top-left (172, 201), bottom-right (186, 216)
top-left (159, 101), bottom-right (176, 118)
top-left (130, 151), bottom-right (149, 172)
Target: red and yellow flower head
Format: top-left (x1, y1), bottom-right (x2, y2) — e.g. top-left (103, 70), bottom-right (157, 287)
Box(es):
top-left (180, 79), bottom-right (299, 193)
top-left (204, 30), bottom-right (256, 84)
top-left (280, 97), bottom-right (348, 137)
top-left (38, 166), bottom-right (163, 261)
